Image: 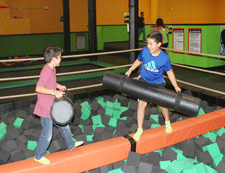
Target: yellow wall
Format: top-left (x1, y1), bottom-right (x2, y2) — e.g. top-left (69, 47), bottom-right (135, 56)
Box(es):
top-left (0, 0), bottom-right (8, 5)
top-left (7, 0), bottom-right (63, 34)
top-left (157, 0), bottom-right (217, 24)
top-left (70, 0), bottom-right (88, 32)
top-left (215, 1), bottom-right (225, 23)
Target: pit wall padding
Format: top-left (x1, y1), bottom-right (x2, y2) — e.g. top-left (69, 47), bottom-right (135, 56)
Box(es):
top-left (1, 109), bottom-right (225, 173)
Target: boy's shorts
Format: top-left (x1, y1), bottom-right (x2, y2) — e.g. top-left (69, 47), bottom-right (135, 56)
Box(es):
top-left (137, 75), bottom-right (166, 102)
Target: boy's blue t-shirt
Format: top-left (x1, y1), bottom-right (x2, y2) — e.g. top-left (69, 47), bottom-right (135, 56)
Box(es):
top-left (138, 47), bottom-right (172, 84)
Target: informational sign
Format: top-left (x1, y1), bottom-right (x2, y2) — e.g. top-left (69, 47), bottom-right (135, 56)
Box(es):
top-left (188, 28), bottom-right (202, 55)
top-left (172, 28), bottom-right (184, 54)
top-left (151, 25), bottom-right (158, 33)
top-left (124, 13), bottom-right (129, 23)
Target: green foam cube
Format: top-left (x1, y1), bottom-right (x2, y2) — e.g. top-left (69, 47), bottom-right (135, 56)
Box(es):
top-left (183, 168), bottom-right (197, 173)
top-left (13, 117), bottom-right (24, 129)
top-left (150, 115), bottom-right (159, 123)
top-left (120, 106), bottom-right (129, 113)
top-left (80, 101), bottom-right (91, 109)
top-left (214, 127), bottom-right (225, 137)
top-left (160, 160), bottom-right (171, 170)
top-left (72, 137), bottom-right (77, 142)
top-left (92, 114), bottom-right (102, 125)
top-left (166, 160), bottom-right (184, 173)
top-left (0, 133), bottom-right (4, 140)
top-left (106, 101), bottom-right (113, 109)
top-left (105, 108), bottom-right (113, 116)
top-left (92, 123), bottom-right (106, 131)
top-left (97, 100), bottom-right (106, 108)
top-left (193, 163), bottom-right (207, 173)
top-left (151, 124), bottom-right (161, 129)
top-left (86, 133), bottom-right (94, 141)
top-left (120, 117), bottom-right (128, 120)
top-left (95, 96), bottom-right (104, 101)
top-left (108, 167), bottom-right (124, 173)
top-left (197, 107), bottom-right (205, 116)
top-left (78, 125), bottom-right (84, 133)
top-left (108, 118), bottom-right (117, 128)
top-left (0, 122), bottom-right (7, 128)
top-left (113, 110), bottom-right (121, 119)
top-left (203, 132), bottom-right (217, 143)
top-left (202, 143), bottom-right (221, 157)
top-left (80, 112), bottom-right (90, 120)
top-left (27, 141), bottom-right (37, 151)
top-left (46, 151), bottom-right (50, 155)
top-left (212, 153), bottom-right (223, 168)
top-left (153, 149), bottom-right (163, 157)
top-left (113, 100), bottom-right (121, 111)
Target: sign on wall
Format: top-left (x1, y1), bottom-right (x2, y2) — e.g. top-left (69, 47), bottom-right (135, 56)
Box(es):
top-left (172, 28), bottom-right (184, 54)
top-left (188, 28), bottom-right (202, 55)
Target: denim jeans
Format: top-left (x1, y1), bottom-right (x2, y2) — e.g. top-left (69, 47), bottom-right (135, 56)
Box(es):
top-left (34, 117), bottom-right (75, 160)
top-left (138, 27), bottom-right (146, 42)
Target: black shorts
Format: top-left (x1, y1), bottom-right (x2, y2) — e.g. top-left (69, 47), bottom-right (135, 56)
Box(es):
top-left (137, 76), bottom-right (166, 102)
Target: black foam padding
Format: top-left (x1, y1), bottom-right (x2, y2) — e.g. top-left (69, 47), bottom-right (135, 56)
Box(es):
top-left (80, 119), bottom-right (92, 126)
top-left (1, 113), bottom-right (9, 120)
top-left (138, 162), bottom-right (153, 173)
top-left (161, 147), bottom-right (177, 161)
top-left (7, 117), bottom-right (16, 126)
top-left (125, 117), bottom-right (136, 127)
top-left (17, 129), bottom-right (24, 135)
top-left (196, 151), bottom-right (213, 166)
top-left (127, 151), bottom-right (141, 167)
top-left (48, 139), bottom-right (66, 153)
top-left (24, 129), bottom-right (35, 140)
top-left (216, 161), bottom-right (225, 173)
top-left (24, 150), bottom-right (35, 159)
top-left (220, 133), bottom-right (225, 141)
top-left (101, 132), bottom-right (113, 141)
top-left (217, 139), bottom-right (225, 154)
top-left (129, 100), bottom-right (138, 111)
top-left (113, 160), bottom-right (124, 169)
top-left (102, 115), bottom-right (111, 126)
top-left (18, 142), bottom-right (27, 152)
top-left (104, 127), bottom-right (115, 134)
top-left (121, 99), bottom-right (130, 107)
top-left (0, 148), bottom-right (10, 163)
top-left (147, 152), bottom-right (160, 166)
top-left (15, 110), bottom-right (27, 118)
top-left (123, 165), bottom-right (138, 173)
top-left (51, 90), bottom-right (74, 125)
top-left (2, 140), bottom-right (18, 152)
top-left (103, 72), bottom-right (201, 116)
top-left (0, 138), bottom-right (7, 148)
top-left (140, 155), bottom-right (148, 164)
top-left (16, 135), bottom-right (28, 144)
top-left (71, 126), bottom-right (83, 136)
top-left (100, 164), bottom-right (113, 173)
top-left (183, 139), bottom-right (196, 159)
top-left (74, 106), bottom-right (81, 117)
top-left (152, 167), bottom-right (168, 173)
top-left (91, 101), bottom-right (101, 111)
top-left (89, 168), bottom-right (100, 173)
top-left (194, 136), bottom-right (211, 151)
top-left (21, 115), bottom-right (34, 129)
top-left (122, 109), bottom-right (133, 117)
top-left (5, 129), bottom-right (20, 141)
top-left (75, 134), bottom-right (87, 142)
top-left (83, 125), bottom-right (93, 135)
top-left (129, 124), bottom-right (138, 133)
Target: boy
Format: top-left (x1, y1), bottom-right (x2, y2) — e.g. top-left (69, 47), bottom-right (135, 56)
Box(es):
top-left (125, 32), bottom-right (181, 142)
top-left (33, 45), bottom-right (83, 165)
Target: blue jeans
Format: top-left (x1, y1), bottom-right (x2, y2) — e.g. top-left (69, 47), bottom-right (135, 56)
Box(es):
top-left (138, 27), bottom-right (146, 42)
top-left (34, 117), bottom-right (75, 160)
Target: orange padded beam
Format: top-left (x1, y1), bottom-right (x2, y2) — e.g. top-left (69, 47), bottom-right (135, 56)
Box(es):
top-left (1, 109), bottom-right (225, 172)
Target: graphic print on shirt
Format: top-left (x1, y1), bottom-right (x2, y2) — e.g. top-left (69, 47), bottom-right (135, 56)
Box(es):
top-left (144, 60), bottom-right (159, 72)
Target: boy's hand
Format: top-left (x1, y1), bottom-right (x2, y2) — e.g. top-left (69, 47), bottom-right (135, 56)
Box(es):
top-left (125, 69), bottom-right (132, 77)
top-left (55, 90), bottom-right (65, 99)
top-left (174, 86), bottom-right (181, 93)
top-left (59, 85), bottom-right (66, 91)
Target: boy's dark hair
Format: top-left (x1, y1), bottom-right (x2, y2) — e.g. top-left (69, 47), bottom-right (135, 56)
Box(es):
top-left (141, 12), bottom-right (144, 15)
top-left (147, 31), bottom-right (162, 44)
top-left (43, 45), bottom-right (63, 63)
top-left (156, 18), bottom-right (164, 27)
top-left (221, 29), bottom-right (225, 46)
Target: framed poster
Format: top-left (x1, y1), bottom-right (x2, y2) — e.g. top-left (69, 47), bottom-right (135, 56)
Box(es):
top-left (151, 25), bottom-right (158, 33)
top-left (188, 28), bottom-right (202, 55)
top-left (172, 28), bottom-right (184, 54)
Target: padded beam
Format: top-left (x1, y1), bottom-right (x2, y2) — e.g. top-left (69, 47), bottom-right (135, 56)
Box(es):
top-left (102, 72), bottom-right (201, 116)
top-left (1, 109), bottom-right (225, 172)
